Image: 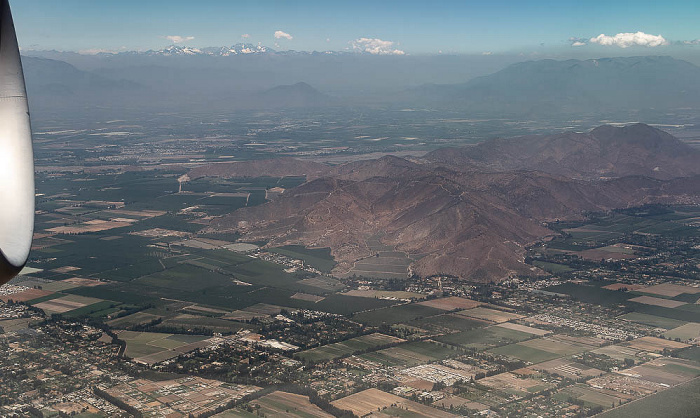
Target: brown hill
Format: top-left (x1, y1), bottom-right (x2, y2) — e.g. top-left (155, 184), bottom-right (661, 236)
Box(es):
top-left (188, 157), bottom-right (330, 180)
top-left (208, 148), bottom-right (700, 281)
top-left (425, 123), bottom-right (700, 180)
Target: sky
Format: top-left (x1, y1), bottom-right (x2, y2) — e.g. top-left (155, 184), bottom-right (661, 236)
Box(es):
top-left (11, 0), bottom-right (700, 56)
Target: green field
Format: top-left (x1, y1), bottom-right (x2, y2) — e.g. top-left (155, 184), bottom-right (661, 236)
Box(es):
top-left (546, 283), bottom-right (632, 306)
top-left (296, 333), bottom-right (401, 362)
top-left (596, 377), bottom-right (700, 418)
top-left (532, 260), bottom-right (573, 274)
top-left (619, 312), bottom-right (688, 329)
top-left (352, 303), bottom-right (444, 326)
top-left (118, 330), bottom-right (209, 359)
top-left (268, 245), bottom-right (336, 273)
top-left (677, 346), bottom-right (700, 363)
top-left (359, 340), bottom-right (457, 367)
top-left (412, 313), bottom-right (489, 333)
top-left (555, 384), bottom-right (623, 409)
top-left (489, 343), bottom-right (562, 363)
top-left (436, 326), bottom-right (533, 349)
top-left (663, 323), bottom-right (700, 342)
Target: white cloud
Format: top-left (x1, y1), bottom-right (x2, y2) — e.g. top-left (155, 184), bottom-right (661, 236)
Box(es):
top-left (482, 51), bottom-right (492, 55)
top-left (351, 37), bottom-right (405, 55)
top-left (681, 39), bottom-right (700, 45)
top-left (589, 32), bottom-right (668, 48)
top-left (571, 41), bottom-right (586, 47)
top-left (274, 30), bottom-right (293, 40)
top-left (241, 33), bottom-right (250, 39)
top-left (164, 35), bottom-right (195, 44)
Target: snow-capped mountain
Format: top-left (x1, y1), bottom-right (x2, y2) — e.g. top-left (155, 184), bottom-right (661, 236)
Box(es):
top-left (129, 44), bottom-right (349, 57)
top-left (200, 44), bottom-right (273, 56)
top-left (140, 43), bottom-right (273, 56)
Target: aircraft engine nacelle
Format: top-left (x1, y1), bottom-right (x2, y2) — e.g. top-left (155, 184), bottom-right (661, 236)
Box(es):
top-left (0, 0), bottom-right (35, 285)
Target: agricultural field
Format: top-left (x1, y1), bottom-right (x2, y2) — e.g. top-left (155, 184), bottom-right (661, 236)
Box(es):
top-left (116, 330), bottom-right (213, 365)
top-left (637, 283), bottom-right (700, 298)
top-left (592, 345), bottom-right (647, 362)
top-left (338, 236), bottom-right (415, 279)
top-left (331, 388), bottom-right (456, 418)
top-left (0, 287), bottom-right (54, 302)
top-left (489, 343), bottom-right (562, 364)
top-left (531, 358), bottom-right (605, 379)
top-left (531, 260), bottom-right (573, 273)
top-left (107, 312), bottom-right (163, 328)
top-left (677, 346), bottom-right (700, 362)
top-left (663, 322), bottom-right (700, 343)
top-left (603, 283), bottom-right (647, 291)
top-left (494, 322), bottom-right (550, 336)
top-left (412, 313), bottom-right (489, 333)
top-left (343, 289), bottom-right (425, 300)
top-left (436, 325), bottom-right (534, 350)
top-left (352, 303), bottom-right (444, 326)
top-left (491, 335), bottom-right (604, 364)
top-left (545, 282), bottom-right (633, 307)
top-left (555, 384), bottom-right (626, 409)
top-left (479, 371), bottom-right (556, 397)
top-left (217, 391), bottom-right (332, 418)
top-left (628, 295), bottom-right (687, 308)
top-left (358, 340), bottom-right (458, 367)
top-left (624, 336), bottom-right (690, 353)
top-left (268, 245), bottom-right (336, 273)
top-left (619, 312), bottom-right (688, 330)
top-left (33, 294), bottom-right (107, 314)
top-left (417, 296), bottom-right (480, 311)
top-left (595, 377), bottom-right (700, 418)
top-left (296, 333), bottom-right (404, 363)
top-left (454, 307), bottom-right (524, 323)
top-left (297, 276), bottom-right (345, 292)
top-left (160, 314), bottom-right (250, 334)
top-left (622, 357), bottom-right (700, 386)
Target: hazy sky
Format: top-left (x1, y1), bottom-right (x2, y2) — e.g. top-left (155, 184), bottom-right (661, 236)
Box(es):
top-left (12, 0), bottom-right (700, 55)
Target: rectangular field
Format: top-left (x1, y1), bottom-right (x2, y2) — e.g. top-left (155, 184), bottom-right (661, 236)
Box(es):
top-left (352, 303), bottom-right (444, 326)
top-left (343, 289), bottom-right (424, 300)
top-left (359, 340), bottom-right (456, 367)
top-left (296, 333), bottom-right (404, 362)
top-left (455, 307), bottom-right (524, 323)
top-left (532, 358), bottom-right (605, 379)
top-left (629, 296), bottom-right (687, 308)
top-left (490, 335), bottom-right (598, 364)
top-left (412, 313), bottom-right (489, 333)
top-left (556, 384), bottom-right (626, 409)
top-left (33, 294), bottom-right (105, 314)
top-left (495, 322), bottom-right (550, 336)
top-left (595, 377), bottom-right (700, 418)
top-left (117, 330), bottom-right (211, 365)
top-left (638, 283), bottom-right (700, 298)
top-left (619, 312), bottom-right (688, 330)
top-left (625, 336), bottom-right (690, 353)
top-left (479, 371), bottom-right (556, 397)
top-left (417, 296), bottom-right (480, 311)
top-left (219, 391), bottom-right (333, 418)
top-left (436, 326), bottom-right (533, 349)
top-left (331, 388), bottom-right (456, 418)
top-left (0, 288), bottom-right (54, 302)
top-left (663, 323), bottom-right (700, 342)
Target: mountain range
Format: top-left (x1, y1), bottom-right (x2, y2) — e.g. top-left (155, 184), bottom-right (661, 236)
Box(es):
top-left (198, 124), bottom-right (700, 281)
top-left (406, 56), bottom-right (700, 115)
top-left (20, 53), bottom-right (700, 117)
top-left (426, 123), bottom-right (700, 180)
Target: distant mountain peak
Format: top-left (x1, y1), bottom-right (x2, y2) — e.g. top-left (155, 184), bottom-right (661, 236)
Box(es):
top-left (426, 123), bottom-right (700, 180)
